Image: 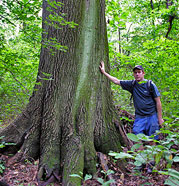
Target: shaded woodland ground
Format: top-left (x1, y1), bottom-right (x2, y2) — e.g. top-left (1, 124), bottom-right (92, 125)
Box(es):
top-left (0, 152), bottom-right (170, 186)
top-left (0, 110), bottom-right (178, 186)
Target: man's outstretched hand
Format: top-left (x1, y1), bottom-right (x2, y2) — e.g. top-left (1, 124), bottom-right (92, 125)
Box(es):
top-left (99, 61), bottom-right (105, 74)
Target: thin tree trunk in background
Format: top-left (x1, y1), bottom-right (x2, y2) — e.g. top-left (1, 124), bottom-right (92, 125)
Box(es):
top-left (118, 25), bottom-right (122, 54)
top-left (150, 0), bottom-right (154, 10)
top-left (165, 0), bottom-right (175, 38)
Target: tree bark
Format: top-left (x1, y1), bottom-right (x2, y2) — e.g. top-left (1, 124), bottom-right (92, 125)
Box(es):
top-left (0, 0), bottom-right (124, 185)
top-left (150, 0), bottom-right (154, 10)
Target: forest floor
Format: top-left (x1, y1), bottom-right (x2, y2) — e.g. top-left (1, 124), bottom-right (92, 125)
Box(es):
top-left (0, 152), bottom-right (170, 186)
top-left (0, 110), bottom-right (177, 186)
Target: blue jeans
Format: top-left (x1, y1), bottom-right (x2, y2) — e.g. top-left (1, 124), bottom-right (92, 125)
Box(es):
top-left (133, 113), bottom-right (159, 140)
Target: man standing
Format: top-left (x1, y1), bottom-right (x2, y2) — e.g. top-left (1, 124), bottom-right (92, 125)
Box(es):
top-left (99, 61), bottom-right (164, 139)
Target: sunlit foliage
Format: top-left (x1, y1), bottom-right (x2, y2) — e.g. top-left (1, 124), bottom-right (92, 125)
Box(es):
top-left (0, 0), bottom-right (42, 123)
top-left (106, 0), bottom-right (179, 120)
top-left (0, 0), bottom-right (178, 124)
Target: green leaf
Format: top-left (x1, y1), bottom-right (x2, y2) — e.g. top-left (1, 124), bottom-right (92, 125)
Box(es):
top-left (158, 171), bottom-right (169, 176)
top-left (115, 152), bottom-right (134, 159)
top-left (0, 144), bottom-right (5, 148)
top-left (164, 177), bottom-right (179, 186)
top-left (155, 152), bottom-right (163, 164)
top-left (136, 133), bottom-right (154, 142)
top-left (41, 72), bottom-right (52, 77)
top-left (127, 133), bottom-right (140, 142)
top-left (84, 174), bottom-right (92, 181)
top-left (173, 156), bottom-right (179, 162)
top-left (168, 169), bottom-right (179, 179)
top-left (162, 91), bottom-right (169, 96)
top-left (134, 161), bottom-right (142, 166)
top-left (106, 169), bottom-right (115, 175)
top-left (97, 178), bottom-right (104, 184)
top-left (69, 174), bottom-right (82, 179)
top-left (108, 151), bottom-right (119, 157)
top-left (103, 179), bottom-right (115, 186)
top-left (131, 143), bottom-right (143, 151)
top-left (109, 151), bottom-right (134, 159)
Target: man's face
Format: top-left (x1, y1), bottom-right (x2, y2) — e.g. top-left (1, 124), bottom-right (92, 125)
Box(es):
top-left (133, 69), bottom-right (145, 82)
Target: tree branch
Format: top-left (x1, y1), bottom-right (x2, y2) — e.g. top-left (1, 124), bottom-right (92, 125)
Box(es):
top-left (165, 0), bottom-right (175, 38)
top-left (158, 0), bottom-right (162, 10)
top-left (166, 15), bottom-right (175, 38)
top-left (97, 152), bottom-right (116, 186)
top-left (5, 68), bottom-right (30, 96)
top-left (166, 0), bottom-right (169, 8)
top-left (0, 15), bottom-right (16, 26)
top-left (150, 0), bottom-right (154, 10)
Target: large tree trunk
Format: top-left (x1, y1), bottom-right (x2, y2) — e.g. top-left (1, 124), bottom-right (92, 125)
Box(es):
top-left (0, 0), bottom-right (124, 185)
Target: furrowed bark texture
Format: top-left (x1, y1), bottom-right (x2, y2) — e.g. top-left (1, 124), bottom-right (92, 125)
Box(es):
top-left (0, 0), bottom-right (124, 185)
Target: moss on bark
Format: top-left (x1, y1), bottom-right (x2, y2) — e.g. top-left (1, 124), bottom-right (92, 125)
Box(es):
top-left (0, 0), bottom-right (125, 185)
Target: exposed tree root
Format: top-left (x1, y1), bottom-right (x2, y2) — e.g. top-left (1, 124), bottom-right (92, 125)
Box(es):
top-left (114, 120), bottom-right (133, 149)
top-left (37, 171), bottom-right (61, 186)
top-left (97, 152), bottom-right (116, 186)
top-left (6, 152), bottom-right (24, 167)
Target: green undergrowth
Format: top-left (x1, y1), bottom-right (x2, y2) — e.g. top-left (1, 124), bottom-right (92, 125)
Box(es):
top-left (109, 118), bottom-right (179, 186)
top-left (70, 118), bottom-right (179, 186)
top-left (0, 136), bottom-right (15, 174)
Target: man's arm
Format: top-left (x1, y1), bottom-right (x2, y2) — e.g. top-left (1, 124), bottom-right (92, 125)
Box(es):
top-left (154, 97), bottom-right (164, 126)
top-left (99, 61), bottom-right (121, 85)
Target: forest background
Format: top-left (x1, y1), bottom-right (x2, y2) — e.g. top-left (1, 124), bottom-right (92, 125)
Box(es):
top-left (0, 0), bottom-right (178, 126)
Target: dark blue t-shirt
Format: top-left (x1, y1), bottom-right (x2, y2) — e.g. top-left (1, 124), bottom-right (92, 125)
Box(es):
top-left (120, 80), bottom-right (160, 117)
